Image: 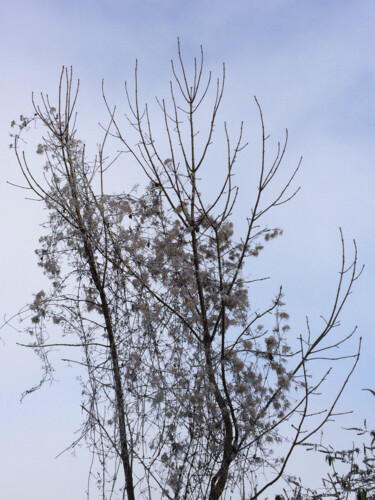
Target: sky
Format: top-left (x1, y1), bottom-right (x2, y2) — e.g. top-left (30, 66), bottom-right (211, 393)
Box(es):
top-left (1, 1), bottom-right (375, 498)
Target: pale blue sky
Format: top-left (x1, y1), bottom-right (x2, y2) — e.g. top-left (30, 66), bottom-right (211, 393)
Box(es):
top-left (1, 1), bottom-right (375, 498)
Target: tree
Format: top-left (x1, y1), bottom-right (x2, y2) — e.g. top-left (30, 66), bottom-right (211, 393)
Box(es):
top-left (275, 395), bottom-right (375, 500)
top-left (299, 390), bottom-right (375, 500)
top-left (9, 42), bottom-right (362, 499)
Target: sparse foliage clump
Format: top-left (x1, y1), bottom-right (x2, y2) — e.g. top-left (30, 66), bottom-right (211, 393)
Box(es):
top-left (10, 43), bottom-right (361, 499)
top-left (306, 391), bottom-right (375, 500)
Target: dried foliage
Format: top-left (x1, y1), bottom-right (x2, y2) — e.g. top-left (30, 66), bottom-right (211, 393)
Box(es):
top-left (9, 44), bottom-right (362, 499)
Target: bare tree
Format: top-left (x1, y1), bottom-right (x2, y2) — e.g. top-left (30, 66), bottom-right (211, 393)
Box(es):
top-left (9, 42), bottom-right (362, 499)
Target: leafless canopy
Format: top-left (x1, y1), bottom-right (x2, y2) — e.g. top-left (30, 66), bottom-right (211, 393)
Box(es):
top-left (10, 42), bottom-right (362, 499)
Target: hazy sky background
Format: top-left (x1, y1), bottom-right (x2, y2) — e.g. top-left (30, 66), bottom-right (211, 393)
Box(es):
top-left (1, 1), bottom-right (375, 498)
